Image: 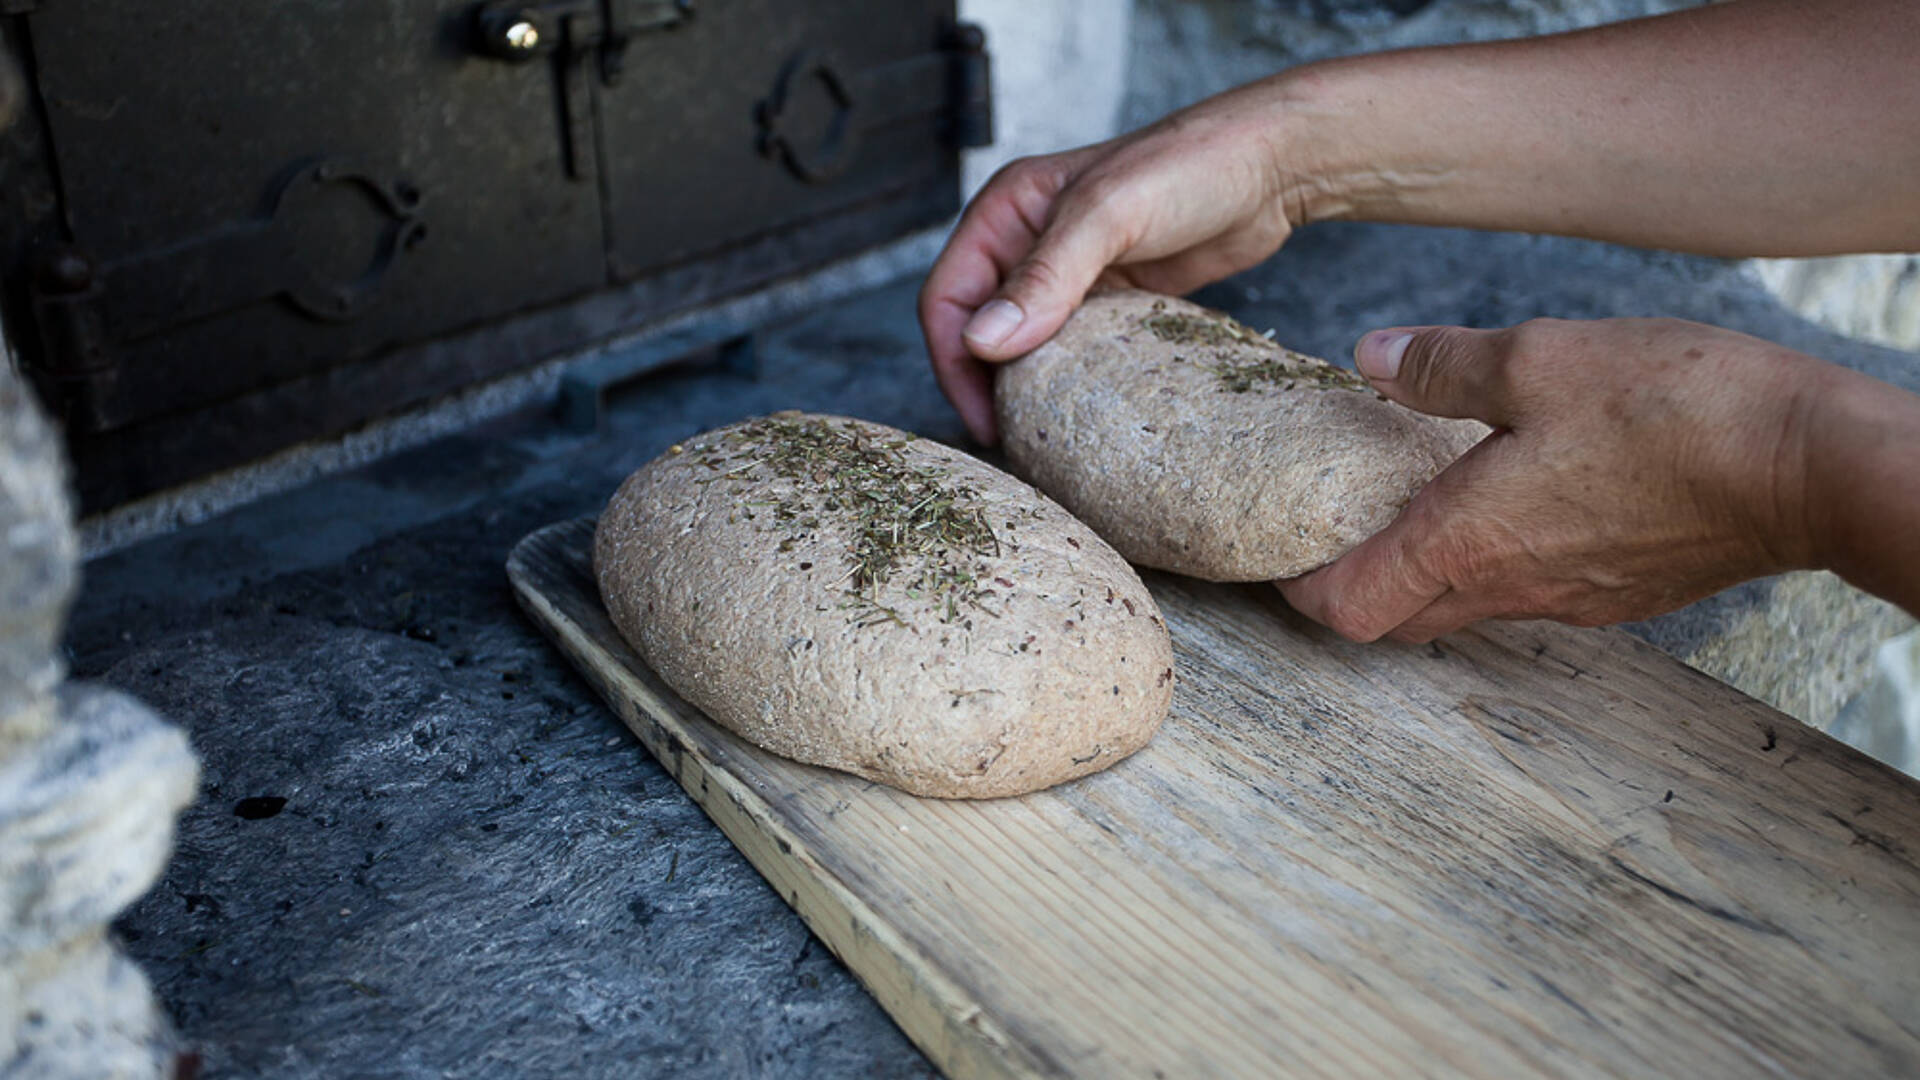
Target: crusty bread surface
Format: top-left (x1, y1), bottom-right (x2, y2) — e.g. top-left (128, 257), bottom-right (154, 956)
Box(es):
top-left (594, 412), bottom-right (1174, 799)
top-left (995, 289), bottom-right (1488, 580)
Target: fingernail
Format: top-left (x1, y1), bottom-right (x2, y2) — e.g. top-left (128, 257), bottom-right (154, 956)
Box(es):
top-left (963, 299), bottom-right (1025, 351)
top-left (1356, 331), bottom-right (1411, 381)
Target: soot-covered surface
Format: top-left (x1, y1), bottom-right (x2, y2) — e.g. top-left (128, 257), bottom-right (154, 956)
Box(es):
top-left (72, 225), bottom-right (1918, 1078)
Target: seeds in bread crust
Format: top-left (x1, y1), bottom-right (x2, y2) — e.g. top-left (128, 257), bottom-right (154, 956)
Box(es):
top-left (1137, 302), bottom-right (1368, 394)
top-left (697, 413), bottom-right (1002, 625)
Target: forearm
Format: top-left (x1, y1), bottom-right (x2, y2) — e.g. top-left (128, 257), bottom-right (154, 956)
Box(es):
top-left (1802, 370), bottom-right (1920, 616)
top-left (1268, 0), bottom-right (1920, 257)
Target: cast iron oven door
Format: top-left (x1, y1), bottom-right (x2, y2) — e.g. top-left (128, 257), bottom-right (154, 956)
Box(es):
top-left (4, 0), bottom-right (988, 510)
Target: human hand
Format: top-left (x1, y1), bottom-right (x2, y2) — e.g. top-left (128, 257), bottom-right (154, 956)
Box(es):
top-left (1277, 317), bottom-right (1830, 642)
top-left (919, 82), bottom-right (1313, 444)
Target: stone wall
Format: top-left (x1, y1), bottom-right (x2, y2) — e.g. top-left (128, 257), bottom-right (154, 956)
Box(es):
top-left (1748, 255), bottom-right (1920, 353)
top-left (0, 362), bottom-right (198, 1078)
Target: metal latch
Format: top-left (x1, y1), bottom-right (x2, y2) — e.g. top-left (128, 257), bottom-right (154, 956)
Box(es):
top-left (470, 0), bottom-right (695, 180)
top-left (473, 0), bottom-right (690, 75)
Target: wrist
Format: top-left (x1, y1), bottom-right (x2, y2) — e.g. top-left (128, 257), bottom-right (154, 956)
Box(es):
top-left (1799, 366), bottom-right (1920, 607)
top-left (1260, 61), bottom-right (1371, 228)
top-left (1261, 50), bottom-right (1474, 230)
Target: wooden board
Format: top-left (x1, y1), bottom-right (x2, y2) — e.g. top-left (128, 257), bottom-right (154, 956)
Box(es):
top-left (509, 517), bottom-right (1920, 1079)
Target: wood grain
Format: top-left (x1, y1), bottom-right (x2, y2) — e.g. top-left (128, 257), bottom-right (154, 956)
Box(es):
top-left (510, 517), bottom-right (1920, 1079)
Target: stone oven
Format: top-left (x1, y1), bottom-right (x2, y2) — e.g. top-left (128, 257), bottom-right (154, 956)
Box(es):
top-left (0, 1), bottom-right (990, 513)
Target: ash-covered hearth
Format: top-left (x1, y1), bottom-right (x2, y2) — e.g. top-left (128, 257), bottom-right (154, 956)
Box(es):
top-left (5, 1), bottom-right (1918, 1078)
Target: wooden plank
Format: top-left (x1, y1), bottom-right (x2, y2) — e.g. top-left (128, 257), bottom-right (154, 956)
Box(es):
top-left (509, 517), bottom-right (1920, 1079)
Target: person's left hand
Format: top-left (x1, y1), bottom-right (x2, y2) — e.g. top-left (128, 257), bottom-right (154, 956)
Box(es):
top-left (1277, 316), bottom-right (1830, 642)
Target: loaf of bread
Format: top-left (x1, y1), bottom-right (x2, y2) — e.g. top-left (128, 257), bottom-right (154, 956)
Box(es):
top-left (594, 412), bottom-right (1174, 798)
top-left (995, 290), bottom-right (1487, 580)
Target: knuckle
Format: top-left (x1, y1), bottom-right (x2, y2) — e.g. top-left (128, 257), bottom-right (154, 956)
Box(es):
top-left (1068, 168), bottom-right (1134, 215)
top-left (1053, 169), bottom-right (1149, 246)
top-left (1403, 328), bottom-right (1471, 402)
top-left (1502, 318), bottom-right (1560, 355)
top-left (1509, 316), bottom-right (1567, 340)
top-left (993, 148), bottom-right (1090, 202)
top-left (986, 154), bottom-right (1047, 191)
top-left (1321, 601), bottom-right (1384, 644)
top-left (1501, 318), bottom-right (1574, 382)
top-left (1421, 525), bottom-right (1491, 590)
top-left (1009, 252), bottom-right (1073, 303)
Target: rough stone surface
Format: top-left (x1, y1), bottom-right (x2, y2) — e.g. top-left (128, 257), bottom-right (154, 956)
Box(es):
top-left (64, 228), bottom-right (1920, 1073)
top-left (1832, 629), bottom-right (1920, 778)
top-left (1666, 572), bottom-right (1915, 735)
top-left (0, 366), bottom-right (76, 740)
top-left (8, 933), bottom-right (175, 1080)
top-left (1, 685), bottom-right (197, 956)
top-left (1, 363), bottom-right (195, 1079)
top-left (74, 287), bottom-right (962, 1080)
top-left (1748, 255), bottom-right (1920, 353)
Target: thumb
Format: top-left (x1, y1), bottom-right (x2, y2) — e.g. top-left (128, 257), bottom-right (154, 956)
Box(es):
top-left (1355, 325), bottom-right (1515, 427)
top-left (962, 203), bottom-right (1126, 361)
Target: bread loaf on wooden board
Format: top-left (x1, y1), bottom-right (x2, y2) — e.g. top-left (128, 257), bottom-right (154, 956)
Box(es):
top-left (593, 412), bottom-right (1174, 798)
top-left (996, 289), bottom-right (1488, 581)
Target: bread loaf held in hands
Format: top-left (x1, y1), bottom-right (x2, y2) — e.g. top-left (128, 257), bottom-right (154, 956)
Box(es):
top-left (594, 412), bottom-right (1174, 799)
top-left (995, 290), bottom-right (1488, 581)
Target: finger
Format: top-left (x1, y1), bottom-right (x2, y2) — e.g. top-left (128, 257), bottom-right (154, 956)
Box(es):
top-left (920, 249), bottom-right (1002, 444)
top-left (961, 191), bottom-right (1134, 362)
top-left (1107, 239), bottom-right (1271, 300)
top-left (1276, 434), bottom-right (1507, 642)
top-left (932, 344), bottom-right (996, 446)
top-left (1354, 324), bottom-right (1517, 427)
top-left (1275, 502), bottom-right (1452, 644)
top-left (921, 176), bottom-right (1064, 443)
top-left (1385, 592), bottom-right (1504, 644)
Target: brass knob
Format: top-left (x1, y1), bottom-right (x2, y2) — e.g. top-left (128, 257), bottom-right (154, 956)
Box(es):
top-left (475, 5), bottom-right (549, 62)
top-left (502, 19), bottom-right (539, 51)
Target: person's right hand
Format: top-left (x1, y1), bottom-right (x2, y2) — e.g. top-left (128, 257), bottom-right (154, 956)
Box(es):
top-left (919, 81), bottom-right (1312, 444)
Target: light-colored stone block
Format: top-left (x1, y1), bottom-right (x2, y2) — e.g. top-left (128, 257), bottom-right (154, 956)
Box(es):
top-left (1, 362), bottom-right (197, 1079)
top-left (1829, 628), bottom-right (1920, 779)
top-left (0, 368), bottom-right (75, 744)
top-left (3, 932), bottom-right (176, 1080)
top-left (0, 686), bottom-right (198, 960)
top-left (1747, 254), bottom-right (1920, 354)
top-left (960, 0), bottom-right (1134, 194)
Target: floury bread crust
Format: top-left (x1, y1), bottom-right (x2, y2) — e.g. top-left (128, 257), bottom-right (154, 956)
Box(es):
top-left (995, 290), bottom-right (1489, 581)
top-left (593, 412), bottom-right (1174, 799)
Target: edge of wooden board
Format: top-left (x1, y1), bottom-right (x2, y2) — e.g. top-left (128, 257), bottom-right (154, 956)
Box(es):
top-left (506, 519), bottom-right (1056, 1080)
